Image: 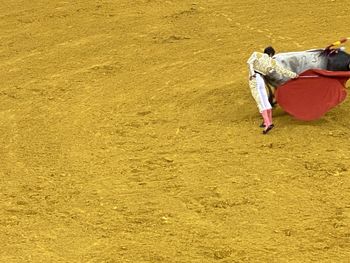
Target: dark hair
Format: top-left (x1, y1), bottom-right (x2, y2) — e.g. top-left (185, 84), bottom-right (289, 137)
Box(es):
top-left (264, 46), bottom-right (275, 56)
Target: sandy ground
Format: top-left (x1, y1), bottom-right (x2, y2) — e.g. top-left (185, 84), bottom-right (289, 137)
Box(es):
top-left (0, 0), bottom-right (350, 262)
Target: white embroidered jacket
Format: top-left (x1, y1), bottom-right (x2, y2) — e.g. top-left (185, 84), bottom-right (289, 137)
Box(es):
top-left (247, 52), bottom-right (297, 79)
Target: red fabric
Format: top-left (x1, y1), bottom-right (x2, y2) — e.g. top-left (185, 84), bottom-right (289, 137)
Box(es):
top-left (275, 69), bottom-right (350, 121)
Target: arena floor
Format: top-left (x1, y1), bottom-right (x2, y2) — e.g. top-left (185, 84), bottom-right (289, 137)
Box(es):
top-left (0, 0), bottom-right (349, 262)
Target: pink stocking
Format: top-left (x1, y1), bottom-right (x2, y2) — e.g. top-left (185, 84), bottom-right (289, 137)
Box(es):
top-left (261, 110), bottom-right (271, 128)
top-left (267, 109), bottom-right (273, 124)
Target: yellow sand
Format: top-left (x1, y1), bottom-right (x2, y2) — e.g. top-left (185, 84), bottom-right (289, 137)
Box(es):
top-left (0, 0), bottom-right (349, 262)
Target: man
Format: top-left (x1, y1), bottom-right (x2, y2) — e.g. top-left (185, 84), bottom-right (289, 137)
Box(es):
top-left (247, 46), bottom-right (298, 134)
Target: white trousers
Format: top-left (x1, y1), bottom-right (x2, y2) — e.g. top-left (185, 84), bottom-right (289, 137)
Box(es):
top-left (249, 73), bottom-right (272, 113)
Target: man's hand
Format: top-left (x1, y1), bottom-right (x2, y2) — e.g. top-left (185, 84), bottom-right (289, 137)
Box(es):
top-left (267, 67), bottom-right (275, 74)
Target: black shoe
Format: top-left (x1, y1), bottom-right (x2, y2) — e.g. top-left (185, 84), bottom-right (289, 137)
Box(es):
top-left (262, 124), bottom-right (274, 134)
top-left (260, 123), bottom-right (274, 128)
top-left (260, 123), bottom-right (275, 128)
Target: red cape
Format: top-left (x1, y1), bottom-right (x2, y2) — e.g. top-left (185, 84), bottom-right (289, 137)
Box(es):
top-left (275, 69), bottom-right (349, 121)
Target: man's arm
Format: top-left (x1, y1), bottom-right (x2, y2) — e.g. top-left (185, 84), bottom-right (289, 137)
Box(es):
top-left (273, 62), bottom-right (298, 79)
top-left (247, 53), bottom-right (257, 80)
top-left (248, 64), bottom-right (256, 80)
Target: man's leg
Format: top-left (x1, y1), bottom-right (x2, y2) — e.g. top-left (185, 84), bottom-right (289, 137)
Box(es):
top-left (250, 74), bottom-right (274, 133)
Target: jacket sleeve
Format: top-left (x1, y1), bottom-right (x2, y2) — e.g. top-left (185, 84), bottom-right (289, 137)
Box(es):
top-left (247, 52), bottom-right (257, 77)
top-left (274, 62), bottom-right (297, 79)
